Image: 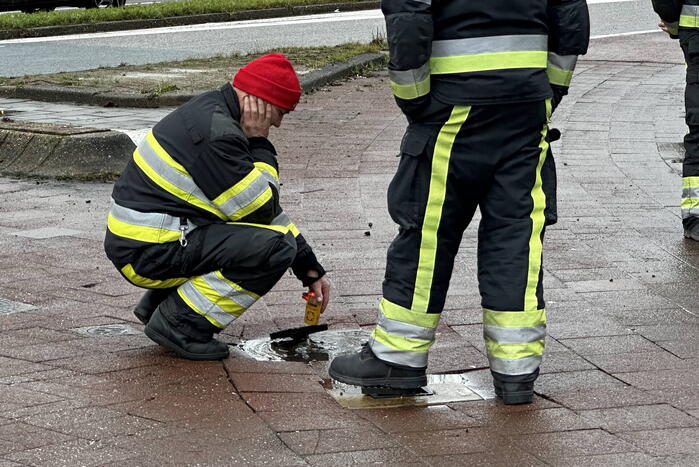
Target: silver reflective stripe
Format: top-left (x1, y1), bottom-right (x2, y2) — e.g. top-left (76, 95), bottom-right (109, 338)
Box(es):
top-left (682, 187), bottom-right (699, 199)
top-left (432, 34), bottom-right (547, 58)
top-left (413, 0), bottom-right (431, 5)
top-left (138, 139), bottom-right (219, 212)
top-left (377, 311), bottom-right (436, 341)
top-left (368, 338), bottom-right (428, 368)
top-left (683, 5), bottom-right (699, 16)
top-left (260, 171), bottom-right (281, 191)
top-left (179, 281), bottom-right (235, 327)
top-left (110, 199), bottom-right (198, 233)
top-left (483, 324), bottom-right (546, 345)
top-left (199, 272), bottom-right (256, 309)
top-left (488, 355), bottom-right (542, 376)
top-left (682, 207), bottom-right (699, 218)
top-left (389, 62), bottom-right (431, 86)
top-left (548, 53), bottom-right (577, 72)
top-left (217, 174), bottom-right (272, 218)
top-left (271, 212), bottom-right (291, 228)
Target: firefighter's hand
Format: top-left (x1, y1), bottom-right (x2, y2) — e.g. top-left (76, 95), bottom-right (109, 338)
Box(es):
top-left (241, 95), bottom-right (273, 138)
top-left (658, 21), bottom-right (679, 38)
top-left (307, 273), bottom-right (331, 313)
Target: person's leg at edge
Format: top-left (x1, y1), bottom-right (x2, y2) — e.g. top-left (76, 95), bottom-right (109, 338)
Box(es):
top-left (477, 100), bottom-right (550, 405)
top-left (145, 224), bottom-right (297, 360)
top-left (681, 29), bottom-right (699, 240)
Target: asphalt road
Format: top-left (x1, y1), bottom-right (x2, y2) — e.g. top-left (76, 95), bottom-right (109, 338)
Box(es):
top-left (0, 0), bottom-right (666, 77)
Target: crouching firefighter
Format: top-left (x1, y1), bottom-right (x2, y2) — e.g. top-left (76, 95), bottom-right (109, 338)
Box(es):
top-left (329, 0), bottom-right (589, 404)
top-left (104, 54), bottom-right (331, 361)
top-left (652, 0), bottom-right (699, 240)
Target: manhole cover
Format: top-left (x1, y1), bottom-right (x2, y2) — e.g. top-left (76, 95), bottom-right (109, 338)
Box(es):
top-left (232, 329), bottom-right (370, 363)
top-left (0, 297), bottom-right (37, 315)
top-left (324, 373), bottom-right (491, 409)
top-left (72, 324), bottom-right (141, 336)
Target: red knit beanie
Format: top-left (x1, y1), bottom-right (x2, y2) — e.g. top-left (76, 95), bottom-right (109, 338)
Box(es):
top-left (233, 53), bottom-right (302, 111)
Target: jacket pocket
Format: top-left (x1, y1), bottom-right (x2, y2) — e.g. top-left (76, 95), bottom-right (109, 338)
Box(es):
top-left (387, 129), bottom-right (433, 229)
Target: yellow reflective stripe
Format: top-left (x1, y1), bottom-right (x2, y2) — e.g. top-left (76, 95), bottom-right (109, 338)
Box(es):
top-left (107, 213), bottom-right (180, 244)
top-left (683, 176), bottom-right (699, 188)
top-left (524, 100), bottom-right (551, 311)
top-left (412, 105), bottom-right (470, 313)
top-left (213, 169), bottom-right (263, 207)
top-left (177, 288), bottom-right (225, 328)
top-left (214, 271), bottom-right (260, 300)
top-left (133, 149), bottom-right (227, 220)
top-left (681, 197), bottom-right (699, 208)
top-left (390, 76), bottom-right (431, 100)
top-left (371, 326), bottom-right (432, 353)
top-left (189, 276), bottom-right (247, 317)
top-left (380, 298), bottom-right (440, 329)
top-left (146, 131), bottom-right (188, 176)
top-left (228, 221), bottom-right (289, 234)
top-left (288, 223), bottom-right (300, 237)
top-left (680, 15), bottom-right (699, 28)
top-left (254, 162), bottom-right (279, 181)
top-left (547, 66), bottom-right (573, 87)
top-left (483, 308), bottom-right (547, 328)
top-left (485, 337), bottom-right (545, 360)
top-left (430, 51), bottom-right (547, 74)
top-left (120, 264), bottom-right (188, 289)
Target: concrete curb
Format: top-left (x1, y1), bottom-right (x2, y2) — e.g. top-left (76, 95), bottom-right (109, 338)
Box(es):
top-left (0, 52), bottom-right (387, 108)
top-left (0, 119), bottom-right (135, 178)
top-left (0, 1), bottom-right (380, 40)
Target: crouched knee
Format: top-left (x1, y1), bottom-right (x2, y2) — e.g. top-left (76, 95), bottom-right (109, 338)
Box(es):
top-left (267, 233), bottom-right (297, 271)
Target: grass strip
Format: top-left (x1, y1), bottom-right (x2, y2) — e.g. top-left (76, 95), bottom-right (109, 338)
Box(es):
top-left (0, 41), bottom-right (387, 95)
top-left (0, 0), bottom-right (372, 30)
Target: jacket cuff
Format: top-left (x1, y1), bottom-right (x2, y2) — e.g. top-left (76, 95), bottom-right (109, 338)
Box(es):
top-left (291, 249), bottom-right (326, 287)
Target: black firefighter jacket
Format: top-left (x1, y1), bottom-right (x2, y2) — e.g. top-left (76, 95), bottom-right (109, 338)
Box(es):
top-left (105, 83), bottom-right (323, 286)
top-left (382, 0), bottom-right (590, 116)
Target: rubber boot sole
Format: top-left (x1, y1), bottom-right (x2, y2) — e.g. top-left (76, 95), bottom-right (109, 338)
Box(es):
top-left (494, 383), bottom-right (534, 405)
top-left (328, 366), bottom-right (426, 389)
top-left (685, 230), bottom-right (699, 241)
top-left (144, 325), bottom-right (229, 361)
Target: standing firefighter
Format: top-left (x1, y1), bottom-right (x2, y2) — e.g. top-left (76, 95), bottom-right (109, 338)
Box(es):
top-left (105, 54), bottom-right (330, 361)
top-left (330, 0), bottom-right (589, 404)
top-left (652, 0), bottom-right (699, 240)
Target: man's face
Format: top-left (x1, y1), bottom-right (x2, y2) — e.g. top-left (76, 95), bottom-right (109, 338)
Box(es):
top-left (271, 104), bottom-right (289, 128)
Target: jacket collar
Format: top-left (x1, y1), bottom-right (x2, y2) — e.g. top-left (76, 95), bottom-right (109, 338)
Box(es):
top-left (220, 83), bottom-right (241, 122)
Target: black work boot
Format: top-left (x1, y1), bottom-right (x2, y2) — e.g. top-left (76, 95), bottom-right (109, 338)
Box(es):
top-left (684, 217), bottom-right (699, 241)
top-left (493, 379), bottom-right (534, 405)
top-left (329, 344), bottom-right (427, 389)
top-left (144, 308), bottom-right (229, 361)
top-left (133, 288), bottom-right (175, 325)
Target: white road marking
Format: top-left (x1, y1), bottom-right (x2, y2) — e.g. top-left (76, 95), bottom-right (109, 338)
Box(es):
top-left (591, 29), bottom-right (663, 39)
top-left (588, 0), bottom-right (635, 3)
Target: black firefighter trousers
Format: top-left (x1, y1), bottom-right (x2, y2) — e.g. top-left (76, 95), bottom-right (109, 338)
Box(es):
top-left (367, 98), bottom-right (552, 384)
top-left (121, 223), bottom-right (296, 340)
top-left (680, 27), bottom-right (699, 229)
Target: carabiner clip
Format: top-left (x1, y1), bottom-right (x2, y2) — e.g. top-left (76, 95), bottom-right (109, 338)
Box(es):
top-left (179, 218), bottom-right (188, 247)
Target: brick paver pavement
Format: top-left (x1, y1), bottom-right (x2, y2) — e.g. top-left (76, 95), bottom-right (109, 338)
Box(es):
top-left (0, 33), bottom-right (698, 465)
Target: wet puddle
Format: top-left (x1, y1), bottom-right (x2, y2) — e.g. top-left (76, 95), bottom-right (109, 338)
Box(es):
top-left (232, 328), bottom-right (369, 363)
top-left (72, 324), bottom-right (141, 336)
top-left (234, 328), bottom-right (493, 408)
top-left (323, 373), bottom-right (489, 409)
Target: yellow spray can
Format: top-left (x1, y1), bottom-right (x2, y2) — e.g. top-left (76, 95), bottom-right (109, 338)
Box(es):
top-left (303, 291), bottom-right (322, 326)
